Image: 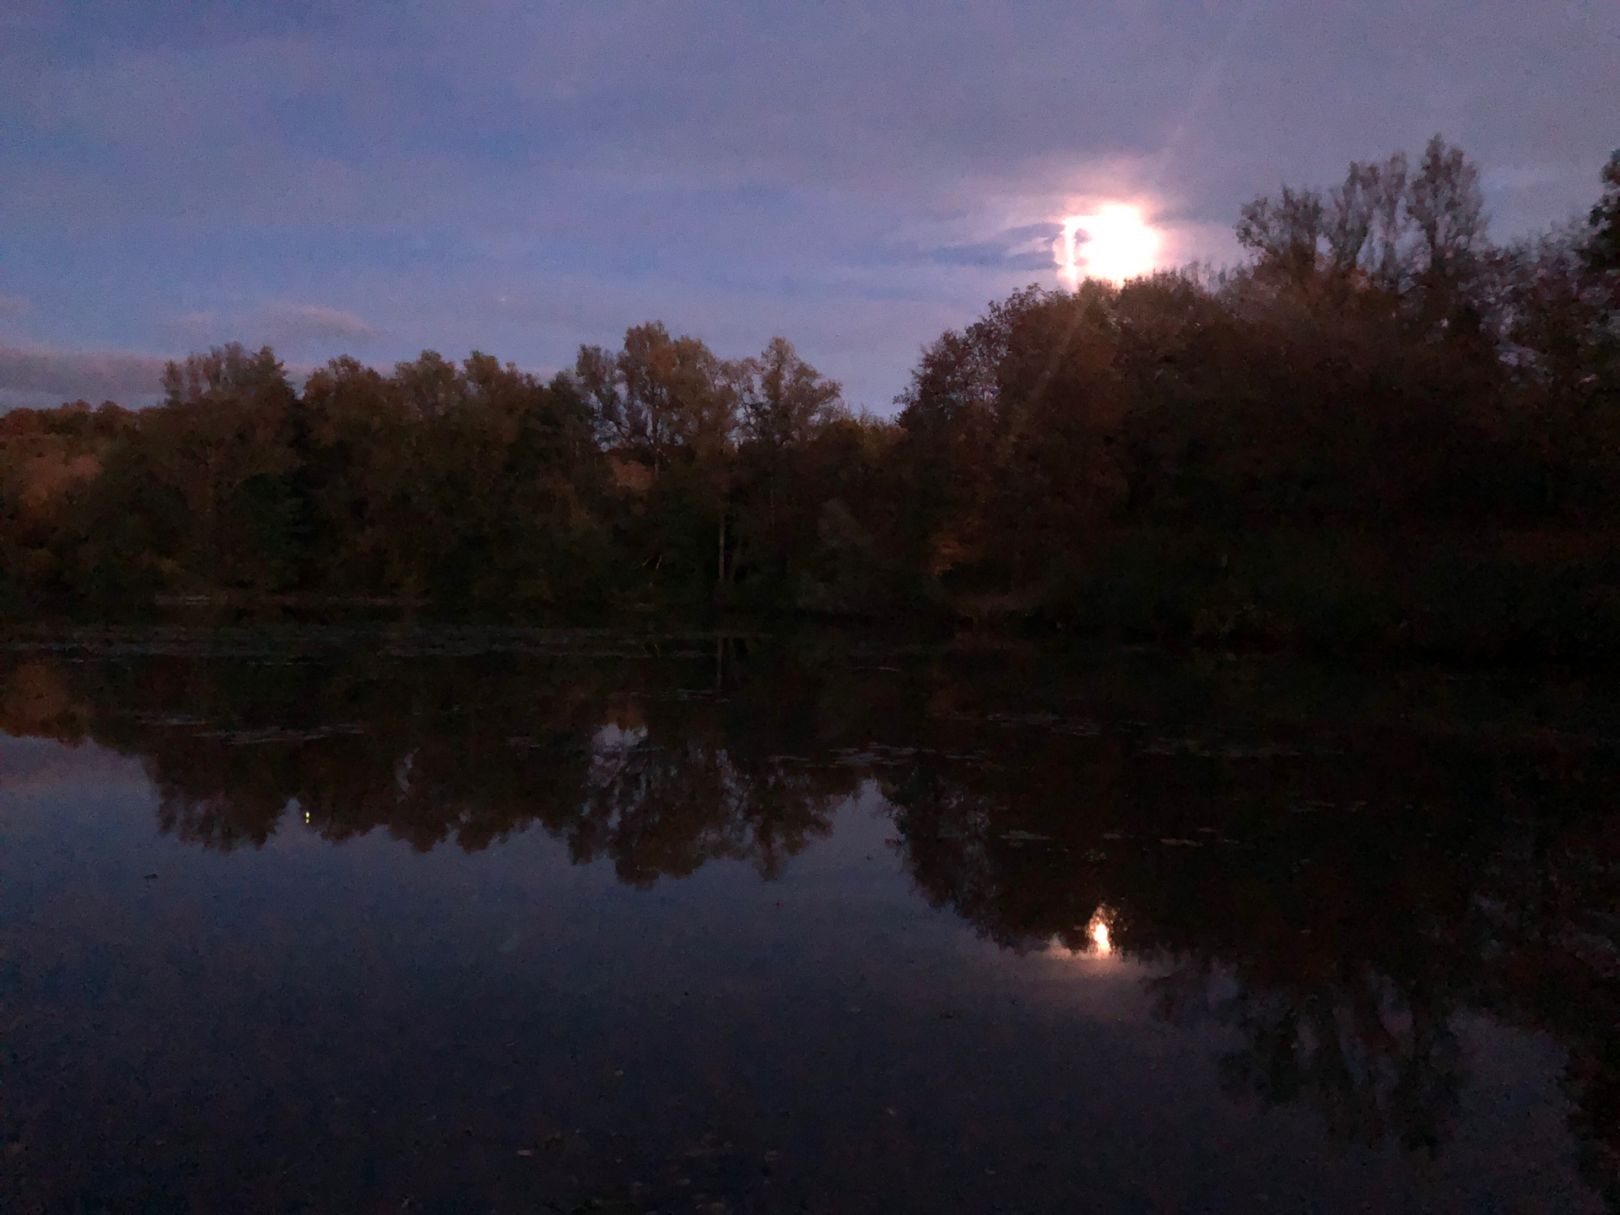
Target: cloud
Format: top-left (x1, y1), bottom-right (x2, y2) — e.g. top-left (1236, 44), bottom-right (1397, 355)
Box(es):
top-left (0, 293), bottom-right (28, 317)
top-left (160, 305), bottom-right (376, 356)
top-left (909, 223), bottom-right (1060, 272)
top-left (0, 342), bottom-right (328, 410)
top-left (0, 344), bottom-right (167, 409)
top-left (259, 303), bottom-right (379, 348)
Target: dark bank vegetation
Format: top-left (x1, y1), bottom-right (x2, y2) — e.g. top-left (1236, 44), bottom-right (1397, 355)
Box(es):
top-left (3, 138), bottom-right (1618, 657)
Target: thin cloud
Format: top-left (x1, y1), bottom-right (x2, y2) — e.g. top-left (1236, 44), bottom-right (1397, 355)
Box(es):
top-left (910, 224), bottom-right (1060, 272)
top-left (0, 344), bottom-right (167, 406)
top-left (173, 310), bottom-right (218, 331)
top-left (0, 293), bottom-right (29, 317)
top-left (260, 303), bottom-right (379, 348)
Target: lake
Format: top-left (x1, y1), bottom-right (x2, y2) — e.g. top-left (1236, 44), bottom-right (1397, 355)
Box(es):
top-left (1, 625), bottom-right (1615, 1213)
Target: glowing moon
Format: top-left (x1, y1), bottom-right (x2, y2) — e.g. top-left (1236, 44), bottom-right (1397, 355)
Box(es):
top-left (1055, 204), bottom-right (1161, 288)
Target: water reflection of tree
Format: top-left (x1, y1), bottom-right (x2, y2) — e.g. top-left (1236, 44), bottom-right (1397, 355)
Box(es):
top-left (1, 638), bottom-right (1616, 1204)
top-left (0, 642), bottom-right (862, 884)
top-left (878, 723), bottom-right (1620, 1206)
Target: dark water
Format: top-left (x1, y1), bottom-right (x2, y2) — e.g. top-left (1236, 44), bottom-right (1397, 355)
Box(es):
top-left (1, 627), bottom-right (1616, 1213)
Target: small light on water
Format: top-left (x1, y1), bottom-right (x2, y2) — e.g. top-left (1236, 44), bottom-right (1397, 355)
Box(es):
top-left (1089, 914), bottom-right (1113, 956)
top-left (1050, 906), bottom-right (1117, 962)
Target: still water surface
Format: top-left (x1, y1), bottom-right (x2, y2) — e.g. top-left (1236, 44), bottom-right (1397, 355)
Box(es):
top-left (1, 626), bottom-right (1616, 1212)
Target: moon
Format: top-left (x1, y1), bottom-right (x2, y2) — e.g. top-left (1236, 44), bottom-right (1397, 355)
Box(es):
top-left (1055, 204), bottom-right (1161, 288)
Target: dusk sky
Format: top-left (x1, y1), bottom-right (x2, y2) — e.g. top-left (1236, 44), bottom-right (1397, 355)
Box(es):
top-left (2, 0), bottom-right (1616, 412)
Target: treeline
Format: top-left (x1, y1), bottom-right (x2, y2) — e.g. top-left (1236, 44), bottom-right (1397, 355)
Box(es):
top-left (3, 138), bottom-right (1618, 654)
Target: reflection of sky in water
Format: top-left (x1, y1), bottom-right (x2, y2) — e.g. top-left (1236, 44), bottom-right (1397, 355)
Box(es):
top-left (0, 642), bottom-right (1612, 1214)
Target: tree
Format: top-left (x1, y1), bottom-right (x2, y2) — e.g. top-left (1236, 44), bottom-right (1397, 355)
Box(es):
top-left (573, 323), bottom-right (741, 595)
top-left (143, 344), bottom-right (301, 588)
top-left (584, 322), bottom-right (739, 471)
top-left (729, 338), bottom-right (844, 591)
top-left (738, 337), bottom-right (843, 451)
top-left (1236, 137), bottom-right (1487, 327)
top-left (161, 342), bottom-right (293, 411)
top-left (298, 356), bottom-right (417, 589)
top-left (1324, 153), bottom-right (1408, 284)
top-left (1404, 135), bottom-right (1489, 327)
top-left (1237, 185), bottom-right (1326, 287)
top-left (1580, 149), bottom-right (1620, 378)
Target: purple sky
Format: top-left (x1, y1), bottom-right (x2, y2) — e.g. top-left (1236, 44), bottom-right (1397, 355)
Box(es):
top-left (2, 1), bottom-right (1616, 412)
